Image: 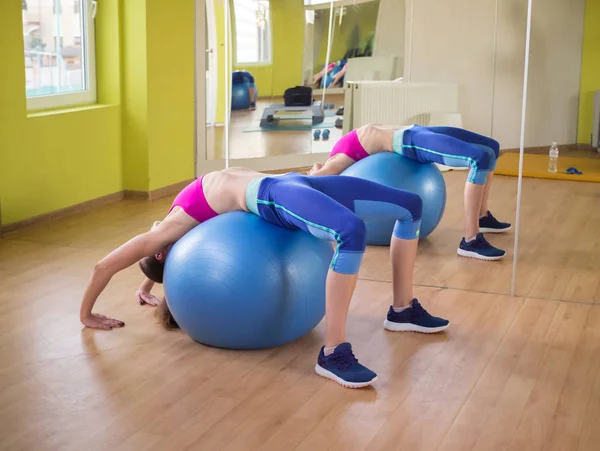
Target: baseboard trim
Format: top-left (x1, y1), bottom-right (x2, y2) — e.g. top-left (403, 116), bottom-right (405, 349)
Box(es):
top-left (2, 191), bottom-right (124, 234)
top-left (2, 179), bottom-right (197, 235)
top-left (123, 179), bottom-right (195, 201)
top-left (502, 143), bottom-right (592, 154)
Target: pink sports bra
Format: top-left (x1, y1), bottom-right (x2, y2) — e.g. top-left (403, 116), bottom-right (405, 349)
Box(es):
top-left (169, 176), bottom-right (219, 223)
top-left (328, 129), bottom-right (370, 162)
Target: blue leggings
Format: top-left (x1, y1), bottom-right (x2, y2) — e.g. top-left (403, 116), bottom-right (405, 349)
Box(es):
top-left (393, 125), bottom-right (500, 185)
top-left (246, 173), bottom-right (422, 275)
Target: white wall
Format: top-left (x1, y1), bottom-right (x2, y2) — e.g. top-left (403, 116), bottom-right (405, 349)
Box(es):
top-left (373, 0), bottom-right (406, 78)
top-left (405, 0), bottom-right (585, 149)
top-left (524, 0), bottom-right (585, 147)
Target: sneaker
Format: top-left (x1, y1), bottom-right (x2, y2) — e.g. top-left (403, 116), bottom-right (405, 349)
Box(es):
top-left (315, 342), bottom-right (377, 388)
top-left (479, 211), bottom-right (511, 233)
top-left (457, 233), bottom-right (506, 261)
top-left (249, 103), bottom-right (256, 111)
top-left (384, 299), bottom-right (449, 333)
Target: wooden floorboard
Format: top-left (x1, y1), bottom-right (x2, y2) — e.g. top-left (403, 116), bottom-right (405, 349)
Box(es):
top-left (2, 171), bottom-right (600, 450)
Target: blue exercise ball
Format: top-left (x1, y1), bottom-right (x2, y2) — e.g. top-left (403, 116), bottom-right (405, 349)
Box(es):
top-left (342, 152), bottom-right (446, 244)
top-left (231, 70), bottom-right (257, 110)
top-left (163, 211), bottom-right (333, 350)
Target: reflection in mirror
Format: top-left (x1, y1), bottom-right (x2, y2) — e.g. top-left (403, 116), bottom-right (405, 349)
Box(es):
top-left (513, 0), bottom-right (600, 302)
top-left (224, 0), bottom-right (313, 162)
top-left (324, 0), bottom-right (533, 298)
top-left (306, 0), bottom-right (386, 156)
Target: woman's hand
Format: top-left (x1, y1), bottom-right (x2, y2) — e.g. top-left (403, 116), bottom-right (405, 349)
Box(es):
top-left (136, 289), bottom-right (162, 306)
top-left (81, 313), bottom-right (125, 330)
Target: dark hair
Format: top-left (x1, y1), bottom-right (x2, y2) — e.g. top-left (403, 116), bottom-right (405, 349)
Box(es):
top-left (138, 255), bottom-right (165, 283)
top-left (155, 298), bottom-right (179, 329)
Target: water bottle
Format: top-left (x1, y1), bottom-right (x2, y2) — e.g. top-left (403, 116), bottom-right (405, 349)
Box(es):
top-left (548, 142), bottom-right (559, 173)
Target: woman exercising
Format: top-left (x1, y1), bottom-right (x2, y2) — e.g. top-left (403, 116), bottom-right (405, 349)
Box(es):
top-left (80, 167), bottom-right (449, 389)
top-left (308, 124), bottom-right (511, 260)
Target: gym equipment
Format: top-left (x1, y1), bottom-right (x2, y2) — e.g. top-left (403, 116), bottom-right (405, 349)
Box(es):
top-left (260, 103), bottom-right (324, 128)
top-left (231, 70), bottom-right (257, 110)
top-left (163, 212), bottom-right (333, 350)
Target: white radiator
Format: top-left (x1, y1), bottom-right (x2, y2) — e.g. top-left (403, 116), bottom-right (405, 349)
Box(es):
top-left (343, 81), bottom-right (460, 133)
top-left (594, 90), bottom-right (600, 149)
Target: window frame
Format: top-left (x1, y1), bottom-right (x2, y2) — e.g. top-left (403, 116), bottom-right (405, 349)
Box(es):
top-left (25, 0), bottom-right (97, 111)
top-left (233, 0), bottom-right (273, 66)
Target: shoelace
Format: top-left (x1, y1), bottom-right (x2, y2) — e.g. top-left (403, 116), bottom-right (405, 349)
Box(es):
top-left (331, 350), bottom-right (359, 370)
top-left (411, 301), bottom-right (427, 318)
top-left (474, 234), bottom-right (490, 248)
top-left (483, 211), bottom-right (495, 222)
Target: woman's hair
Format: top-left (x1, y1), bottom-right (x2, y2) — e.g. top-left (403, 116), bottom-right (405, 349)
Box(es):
top-left (155, 298), bottom-right (179, 329)
top-left (139, 255), bottom-right (165, 283)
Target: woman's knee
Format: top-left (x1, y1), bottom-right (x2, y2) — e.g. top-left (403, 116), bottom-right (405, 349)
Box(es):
top-left (399, 191), bottom-right (423, 223)
top-left (471, 145), bottom-right (495, 171)
top-left (331, 215), bottom-right (367, 274)
top-left (486, 138), bottom-right (500, 157)
top-left (340, 215), bottom-right (367, 250)
top-left (392, 192), bottom-right (422, 239)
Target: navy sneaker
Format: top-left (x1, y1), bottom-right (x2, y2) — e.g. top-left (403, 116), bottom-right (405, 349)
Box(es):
top-left (315, 342), bottom-right (377, 388)
top-left (479, 211), bottom-right (511, 233)
top-left (457, 233), bottom-right (506, 261)
top-left (384, 299), bottom-right (449, 333)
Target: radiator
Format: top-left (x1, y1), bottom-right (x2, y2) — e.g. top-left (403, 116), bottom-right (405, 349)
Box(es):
top-left (343, 81), bottom-right (460, 133)
top-left (594, 90), bottom-right (600, 149)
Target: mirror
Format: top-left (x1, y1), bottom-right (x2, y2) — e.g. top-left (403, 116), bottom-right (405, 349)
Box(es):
top-left (350, 0), bottom-right (529, 297)
top-left (223, 0), bottom-right (314, 163)
top-left (514, 0), bottom-right (596, 301)
top-left (201, 0), bottom-right (530, 299)
top-left (307, 0), bottom-right (384, 156)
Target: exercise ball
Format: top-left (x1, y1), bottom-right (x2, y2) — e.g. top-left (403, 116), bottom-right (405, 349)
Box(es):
top-left (231, 71), bottom-right (257, 110)
top-left (342, 152), bottom-right (446, 244)
top-left (163, 211), bottom-right (333, 350)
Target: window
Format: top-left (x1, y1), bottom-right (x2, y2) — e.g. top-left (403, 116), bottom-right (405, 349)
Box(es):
top-left (233, 0), bottom-right (271, 65)
top-left (22, 0), bottom-right (96, 110)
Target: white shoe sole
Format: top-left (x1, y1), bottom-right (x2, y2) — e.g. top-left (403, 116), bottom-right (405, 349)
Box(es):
top-left (383, 320), bottom-right (449, 333)
top-left (315, 364), bottom-right (377, 389)
top-left (479, 225), bottom-right (512, 233)
top-left (457, 248), bottom-right (505, 261)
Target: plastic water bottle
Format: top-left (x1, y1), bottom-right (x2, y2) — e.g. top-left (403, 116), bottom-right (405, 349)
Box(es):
top-left (548, 142), bottom-right (559, 173)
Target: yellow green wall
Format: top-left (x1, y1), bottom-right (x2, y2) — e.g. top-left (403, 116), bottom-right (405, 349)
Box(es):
top-left (0, 0), bottom-right (121, 225)
top-left (121, 0), bottom-right (149, 191)
top-left (578, 0), bottom-right (600, 144)
top-left (145, 0), bottom-right (195, 190)
top-left (0, 0), bottom-right (195, 226)
top-left (315, 2), bottom-right (379, 71)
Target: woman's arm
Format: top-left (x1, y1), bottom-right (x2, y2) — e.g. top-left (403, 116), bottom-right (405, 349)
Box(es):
top-left (309, 155), bottom-right (356, 176)
top-left (80, 214), bottom-right (194, 329)
top-left (136, 277), bottom-right (161, 306)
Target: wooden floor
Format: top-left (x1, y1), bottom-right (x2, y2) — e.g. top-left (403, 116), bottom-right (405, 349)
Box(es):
top-left (2, 172), bottom-right (600, 450)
